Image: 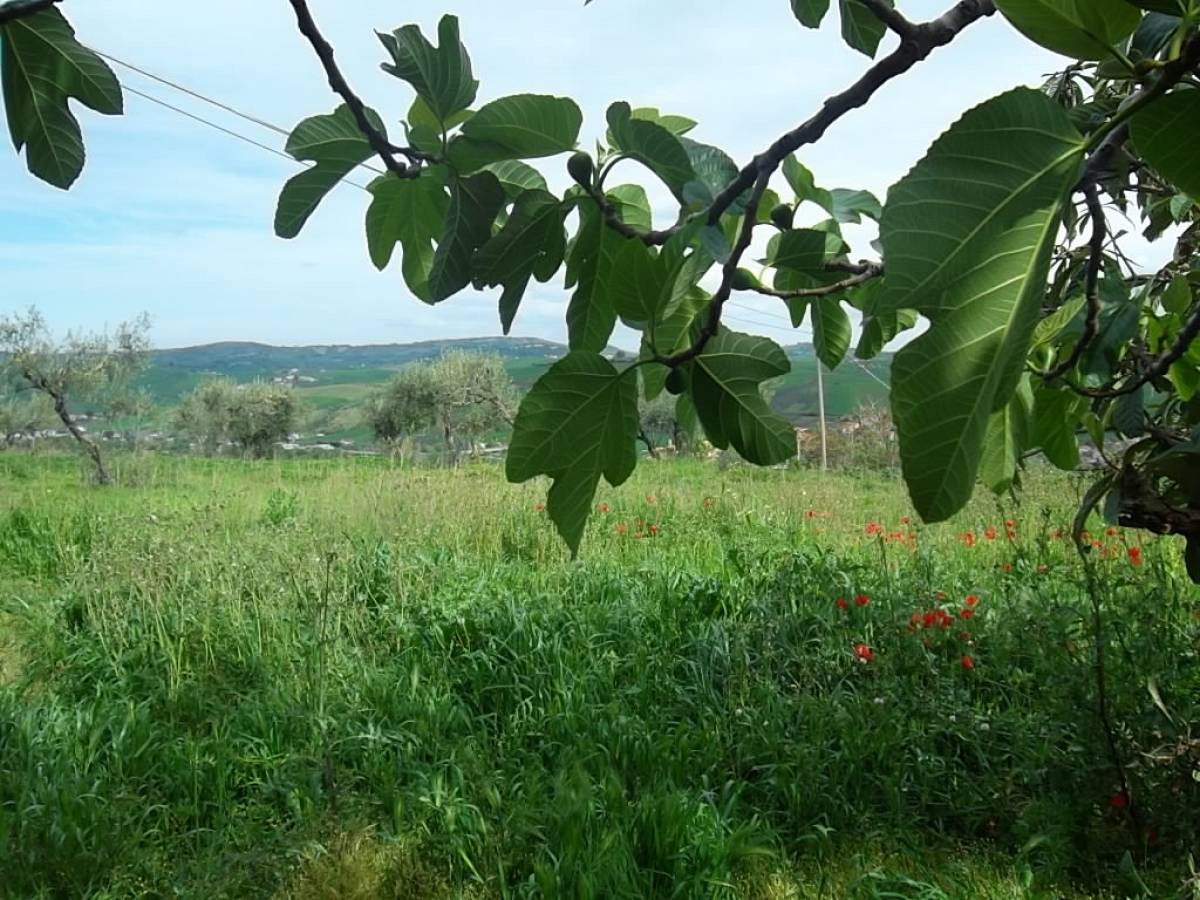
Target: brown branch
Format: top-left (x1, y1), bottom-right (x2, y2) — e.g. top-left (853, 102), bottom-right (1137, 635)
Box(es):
top-left (286, 0), bottom-right (426, 177)
top-left (0, 0), bottom-right (59, 25)
top-left (1066, 301), bottom-right (1200, 399)
top-left (649, 0), bottom-right (995, 364)
top-left (1040, 185), bottom-right (1106, 382)
top-left (745, 262), bottom-right (883, 300)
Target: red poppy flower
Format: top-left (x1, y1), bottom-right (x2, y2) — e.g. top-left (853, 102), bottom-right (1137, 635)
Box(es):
top-left (1128, 547), bottom-right (1142, 567)
top-left (965, 595), bottom-right (979, 607)
top-left (648, 524), bottom-right (660, 536)
top-left (597, 503), bottom-right (610, 514)
top-left (1109, 790), bottom-right (1129, 810)
top-left (1005, 519), bottom-right (1015, 529)
top-left (855, 594), bottom-right (870, 607)
top-left (960, 608), bottom-right (975, 620)
top-left (960, 532), bottom-right (977, 548)
top-left (806, 509), bottom-right (817, 519)
top-left (961, 655), bottom-right (975, 670)
top-left (836, 598), bottom-right (849, 611)
top-left (923, 611), bottom-right (938, 629)
top-left (984, 527), bottom-right (997, 541)
top-left (865, 522), bottom-right (882, 536)
top-left (853, 643), bottom-right (875, 663)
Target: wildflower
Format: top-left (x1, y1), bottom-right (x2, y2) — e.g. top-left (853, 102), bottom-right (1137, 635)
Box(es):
top-left (855, 594), bottom-right (870, 607)
top-left (836, 598), bottom-right (849, 611)
top-left (597, 503), bottom-right (610, 514)
top-left (965, 595), bottom-right (978, 607)
top-left (960, 531), bottom-right (977, 548)
top-left (853, 643), bottom-right (875, 663)
top-left (648, 523), bottom-right (660, 536)
top-left (616, 522), bottom-right (627, 535)
top-left (534, 501), bottom-right (545, 512)
top-left (1105, 527), bottom-right (1118, 537)
top-left (901, 516), bottom-right (911, 525)
top-left (984, 526), bottom-right (997, 541)
top-left (923, 611), bottom-right (938, 629)
top-left (1128, 547), bottom-right (1142, 567)
top-left (1109, 790), bottom-right (1129, 810)
top-left (960, 608), bottom-right (975, 620)
top-left (865, 522), bottom-right (882, 536)
top-left (806, 509), bottom-right (817, 519)
top-left (961, 655), bottom-right (975, 670)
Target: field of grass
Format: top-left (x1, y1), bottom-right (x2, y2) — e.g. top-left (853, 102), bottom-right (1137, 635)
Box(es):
top-left (0, 452), bottom-right (1197, 898)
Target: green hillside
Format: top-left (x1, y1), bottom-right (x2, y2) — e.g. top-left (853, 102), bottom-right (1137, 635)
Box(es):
top-left (137, 338), bottom-right (891, 442)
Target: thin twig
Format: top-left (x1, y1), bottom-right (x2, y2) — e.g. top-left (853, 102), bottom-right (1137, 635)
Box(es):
top-left (285, 0), bottom-right (425, 178)
top-left (1041, 185), bottom-right (1106, 382)
top-left (0, 0), bottom-right (59, 25)
top-left (1067, 302), bottom-right (1200, 399)
top-left (745, 263), bottom-right (883, 300)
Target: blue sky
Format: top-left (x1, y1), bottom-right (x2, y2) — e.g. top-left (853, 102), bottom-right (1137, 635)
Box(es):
top-left (0, 1), bottom-right (1090, 349)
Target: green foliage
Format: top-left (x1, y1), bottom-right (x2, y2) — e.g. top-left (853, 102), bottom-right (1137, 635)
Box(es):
top-left (365, 172), bottom-right (449, 301)
top-left (0, 7), bottom-right (121, 188)
top-left (994, 0), bottom-right (1143, 60)
top-left (880, 88), bottom-right (1085, 521)
top-left (176, 379), bottom-right (299, 459)
top-left (377, 14), bottom-right (477, 126)
top-left (1130, 88), bottom-right (1200, 201)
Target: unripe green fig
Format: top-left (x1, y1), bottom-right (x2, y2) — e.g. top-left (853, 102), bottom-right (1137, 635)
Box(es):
top-left (665, 367), bottom-right (689, 396)
top-left (770, 203), bottom-right (795, 231)
top-left (568, 151), bottom-right (595, 187)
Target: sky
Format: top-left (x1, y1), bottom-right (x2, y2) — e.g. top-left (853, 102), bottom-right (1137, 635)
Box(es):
top-left (0, 0), bottom-right (1084, 350)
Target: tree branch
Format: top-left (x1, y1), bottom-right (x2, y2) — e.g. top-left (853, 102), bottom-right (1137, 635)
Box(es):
top-left (0, 0), bottom-right (59, 25)
top-left (1067, 300), bottom-right (1200, 399)
top-left (285, 0), bottom-right (427, 178)
top-left (1040, 185), bottom-right (1106, 382)
top-left (745, 262), bottom-right (883, 300)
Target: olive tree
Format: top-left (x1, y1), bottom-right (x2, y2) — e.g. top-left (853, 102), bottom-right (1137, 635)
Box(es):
top-left (0, 389), bottom-right (50, 447)
top-left (4, 0), bottom-right (1200, 572)
top-left (0, 307), bottom-right (150, 484)
top-left (365, 351), bottom-right (516, 457)
top-left (176, 379), bottom-right (299, 459)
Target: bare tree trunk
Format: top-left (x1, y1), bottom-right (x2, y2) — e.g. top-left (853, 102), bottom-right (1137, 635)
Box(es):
top-left (51, 392), bottom-right (110, 485)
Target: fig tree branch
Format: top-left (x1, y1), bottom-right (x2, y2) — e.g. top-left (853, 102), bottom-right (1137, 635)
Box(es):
top-left (1039, 185), bottom-right (1105, 382)
top-left (286, 0), bottom-right (429, 178)
top-left (743, 262), bottom-right (884, 300)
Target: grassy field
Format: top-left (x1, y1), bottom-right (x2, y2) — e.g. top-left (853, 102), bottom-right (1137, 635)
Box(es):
top-left (0, 453), bottom-right (1197, 898)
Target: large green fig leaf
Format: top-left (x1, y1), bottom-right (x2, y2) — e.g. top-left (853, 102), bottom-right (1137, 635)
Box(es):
top-left (427, 170), bottom-right (506, 302)
top-left (365, 171), bottom-right (450, 302)
top-left (506, 353), bottom-right (639, 555)
top-left (994, 0), bottom-right (1142, 60)
top-left (1, 7), bottom-right (122, 188)
top-left (277, 105), bottom-right (384, 239)
top-left (687, 329), bottom-right (796, 465)
top-left (378, 14), bottom-right (477, 125)
top-left (448, 94), bottom-right (581, 173)
top-left (1131, 90), bottom-right (1200, 201)
top-left (607, 101), bottom-right (696, 200)
top-left (473, 188), bottom-right (566, 332)
top-left (880, 87), bottom-right (1085, 521)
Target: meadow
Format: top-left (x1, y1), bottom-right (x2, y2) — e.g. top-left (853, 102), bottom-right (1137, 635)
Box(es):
top-left (0, 452), bottom-right (1197, 899)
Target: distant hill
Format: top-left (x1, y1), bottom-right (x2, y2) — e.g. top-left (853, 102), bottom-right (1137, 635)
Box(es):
top-left (137, 338), bottom-right (891, 442)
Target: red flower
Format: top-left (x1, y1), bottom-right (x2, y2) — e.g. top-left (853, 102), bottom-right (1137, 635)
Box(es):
top-left (597, 503), bottom-right (610, 514)
top-left (836, 598), bottom-right (849, 611)
top-left (960, 532), bottom-right (977, 548)
top-left (615, 522), bottom-right (627, 535)
top-left (806, 509), bottom-right (817, 519)
top-left (960, 608), bottom-right (975, 620)
top-left (1005, 519), bottom-right (1015, 529)
top-left (648, 523), bottom-right (660, 536)
top-left (1128, 547), bottom-right (1142, 567)
top-left (900, 516), bottom-right (911, 525)
top-left (855, 594), bottom-right (870, 607)
top-left (1109, 790), bottom-right (1129, 810)
top-left (984, 526), bottom-right (997, 541)
top-left (853, 643), bottom-right (875, 663)
top-left (534, 501), bottom-right (545, 512)
top-left (865, 522), bottom-right (882, 536)
top-left (961, 655), bottom-right (975, 670)
top-left (923, 611), bottom-right (938, 629)
top-left (965, 595), bottom-right (979, 607)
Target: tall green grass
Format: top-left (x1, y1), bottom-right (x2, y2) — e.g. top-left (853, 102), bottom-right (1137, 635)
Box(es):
top-left (0, 453), bottom-right (1196, 898)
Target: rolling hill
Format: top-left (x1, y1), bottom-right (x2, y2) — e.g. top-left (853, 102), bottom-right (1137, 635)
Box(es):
top-left (138, 338), bottom-right (891, 442)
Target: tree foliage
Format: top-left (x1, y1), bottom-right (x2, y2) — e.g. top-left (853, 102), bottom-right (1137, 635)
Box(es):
top-left (176, 379), bottom-right (299, 459)
top-left (0, 307), bottom-right (149, 483)
top-left (4, 0), bottom-right (1200, 571)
